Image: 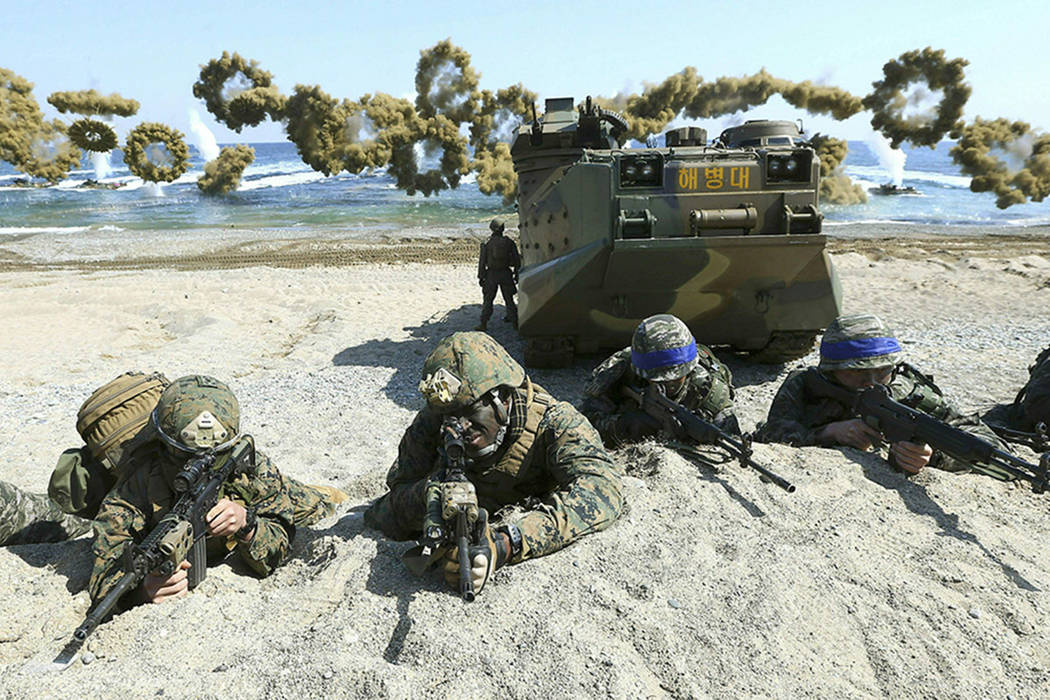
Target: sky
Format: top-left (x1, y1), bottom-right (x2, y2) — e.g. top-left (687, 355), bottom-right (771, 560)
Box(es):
top-left (2, 0), bottom-right (1048, 145)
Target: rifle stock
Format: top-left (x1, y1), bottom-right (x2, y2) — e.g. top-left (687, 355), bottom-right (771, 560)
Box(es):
top-left (803, 371), bottom-right (1050, 493)
top-left (622, 385), bottom-right (796, 493)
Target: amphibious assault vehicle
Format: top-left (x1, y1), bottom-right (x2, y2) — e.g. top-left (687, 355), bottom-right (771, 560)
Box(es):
top-left (510, 96), bottom-right (842, 366)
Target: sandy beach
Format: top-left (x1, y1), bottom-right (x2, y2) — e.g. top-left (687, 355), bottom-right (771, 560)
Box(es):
top-left (1, 228), bottom-right (1049, 698)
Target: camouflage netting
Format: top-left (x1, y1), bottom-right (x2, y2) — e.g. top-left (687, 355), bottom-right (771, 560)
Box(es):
top-left (68, 118), bottom-right (118, 153)
top-left (123, 122), bottom-right (189, 183)
top-left (197, 144), bottom-right (256, 195)
top-left (193, 52), bottom-right (280, 132)
top-left (47, 89), bottom-right (140, 117)
top-left (949, 118), bottom-right (1050, 209)
top-left (863, 47), bottom-right (971, 149)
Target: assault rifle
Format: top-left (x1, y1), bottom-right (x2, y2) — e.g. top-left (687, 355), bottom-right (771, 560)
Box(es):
top-left (622, 385), bottom-right (796, 493)
top-left (988, 421), bottom-right (1049, 453)
top-left (803, 371), bottom-right (1050, 493)
top-left (73, 436), bottom-right (257, 642)
top-left (404, 416), bottom-right (482, 601)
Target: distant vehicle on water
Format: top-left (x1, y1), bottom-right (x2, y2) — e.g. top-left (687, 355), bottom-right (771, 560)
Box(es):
top-left (869, 183), bottom-right (919, 196)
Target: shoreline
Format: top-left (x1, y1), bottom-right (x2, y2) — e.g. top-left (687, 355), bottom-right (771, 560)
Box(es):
top-left (2, 224), bottom-right (1050, 272)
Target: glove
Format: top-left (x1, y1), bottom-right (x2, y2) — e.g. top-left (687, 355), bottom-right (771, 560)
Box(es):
top-left (442, 508), bottom-right (507, 596)
top-left (615, 409), bottom-right (662, 442)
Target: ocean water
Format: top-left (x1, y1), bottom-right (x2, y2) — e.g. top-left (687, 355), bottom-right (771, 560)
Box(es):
top-left (2, 140), bottom-right (1049, 239)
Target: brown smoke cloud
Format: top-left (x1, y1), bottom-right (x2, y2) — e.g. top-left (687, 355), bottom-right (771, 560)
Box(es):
top-left (1, 68), bottom-right (46, 167)
top-left (864, 47), bottom-right (971, 149)
top-left (197, 144), bottom-right (255, 195)
top-left (414, 39), bottom-right (480, 125)
top-left (193, 52), bottom-right (278, 132)
top-left (615, 68), bottom-right (864, 143)
top-left (68, 118), bottom-right (118, 152)
top-left (184, 44), bottom-right (1050, 209)
top-left (950, 118), bottom-right (1050, 209)
top-left (16, 120), bottom-right (82, 183)
top-left (809, 134), bottom-right (867, 205)
top-left (122, 122), bottom-right (189, 183)
top-left (47, 89), bottom-right (139, 117)
top-left (1, 68), bottom-right (81, 182)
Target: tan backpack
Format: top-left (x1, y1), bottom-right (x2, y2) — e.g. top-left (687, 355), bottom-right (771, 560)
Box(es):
top-left (49, 371), bottom-right (169, 517)
top-left (76, 371), bottom-right (169, 473)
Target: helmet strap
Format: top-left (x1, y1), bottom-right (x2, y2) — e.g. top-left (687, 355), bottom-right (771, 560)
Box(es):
top-left (472, 390), bottom-right (511, 458)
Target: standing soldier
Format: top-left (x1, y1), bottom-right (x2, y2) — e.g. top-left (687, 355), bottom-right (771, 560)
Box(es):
top-left (475, 219), bottom-right (521, 331)
top-left (365, 332), bottom-right (623, 596)
top-left (581, 314), bottom-right (739, 446)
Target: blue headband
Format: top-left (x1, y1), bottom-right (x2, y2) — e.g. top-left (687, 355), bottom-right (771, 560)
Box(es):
top-left (820, 336), bottom-right (902, 361)
top-left (632, 340), bottom-right (698, 371)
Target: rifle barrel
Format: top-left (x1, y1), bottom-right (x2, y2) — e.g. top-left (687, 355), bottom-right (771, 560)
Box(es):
top-left (73, 570), bottom-right (139, 642)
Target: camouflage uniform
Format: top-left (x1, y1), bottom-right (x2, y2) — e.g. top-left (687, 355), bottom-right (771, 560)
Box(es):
top-left (1008, 345), bottom-right (1050, 432)
top-left (0, 479), bottom-right (92, 546)
top-left (87, 376), bottom-right (298, 605)
top-left (477, 219), bottom-right (521, 330)
top-left (756, 314), bottom-right (1010, 473)
top-left (582, 314), bottom-right (738, 446)
top-left (365, 332), bottom-right (623, 563)
top-left (88, 445), bottom-right (297, 604)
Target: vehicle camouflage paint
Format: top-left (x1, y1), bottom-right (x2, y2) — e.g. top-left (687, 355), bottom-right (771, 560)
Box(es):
top-left (510, 96), bottom-right (842, 367)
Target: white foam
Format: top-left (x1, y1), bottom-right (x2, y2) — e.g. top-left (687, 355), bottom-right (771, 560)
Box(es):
top-left (0, 226), bottom-right (91, 235)
top-left (238, 171), bottom-right (327, 191)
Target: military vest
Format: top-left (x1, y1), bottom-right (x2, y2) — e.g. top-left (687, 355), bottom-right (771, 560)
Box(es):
top-left (484, 235), bottom-right (516, 270)
top-left (467, 381), bottom-right (555, 510)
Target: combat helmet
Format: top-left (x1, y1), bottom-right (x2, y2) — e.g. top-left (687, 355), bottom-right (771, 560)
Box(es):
top-left (818, 313), bottom-right (904, 371)
top-left (489, 218), bottom-right (505, 234)
top-left (152, 375), bottom-right (240, 454)
top-left (418, 332), bottom-right (525, 414)
top-left (631, 314), bottom-right (699, 382)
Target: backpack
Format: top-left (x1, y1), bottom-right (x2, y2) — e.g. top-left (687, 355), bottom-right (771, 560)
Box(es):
top-left (1014, 346), bottom-right (1050, 431)
top-left (49, 371), bottom-right (169, 517)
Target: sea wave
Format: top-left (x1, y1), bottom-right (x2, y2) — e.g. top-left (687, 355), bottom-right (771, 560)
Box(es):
top-left (844, 164), bottom-right (971, 188)
top-left (0, 226), bottom-right (91, 235)
top-left (238, 171), bottom-right (328, 191)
